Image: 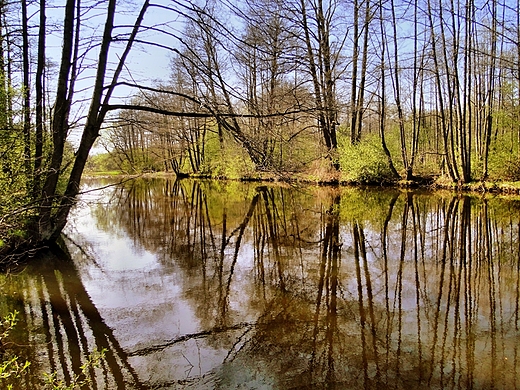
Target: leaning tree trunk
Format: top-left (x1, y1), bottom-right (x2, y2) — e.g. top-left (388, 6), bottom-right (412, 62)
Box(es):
top-left (33, 0), bottom-right (46, 198)
top-left (41, 0), bottom-right (150, 241)
top-left (38, 0), bottom-right (75, 239)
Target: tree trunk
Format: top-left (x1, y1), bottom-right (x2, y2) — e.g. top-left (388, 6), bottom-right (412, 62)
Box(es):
top-left (355, 0), bottom-right (371, 144)
top-left (300, 0), bottom-right (338, 164)
top-left (33, 0), bottom-right (46, 198)
top-left (350, 0), bottom-right (360, 145)
top-left (378, 0), bottom-right (399, 179)
top-left (389, 0), bottom-right (410, 179)
top-left (49, 0), bottom-right (150, 240)
top-left (21, 0), bottom-right (31, 179)
top-left (38, 0), bottom-right (75, 239)
top-left (426, 0), bottom-right (457, 181)
top-left (481, 0), bottom-right (497, 180)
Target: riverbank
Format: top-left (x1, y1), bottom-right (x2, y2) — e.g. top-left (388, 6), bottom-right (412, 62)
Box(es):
top-left (3, 171), bottom-right (519, 266)
top-left (85, 170), bottom-right (520, 195)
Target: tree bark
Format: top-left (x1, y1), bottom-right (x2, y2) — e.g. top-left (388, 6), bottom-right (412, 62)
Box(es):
top-left (300, 0), bottom-right (338, 164)
top-left (481, 0), bottom-right (497, 180)
top-left (350, 0), bottom-right (359, 144)
top-left (21, 0), bottom-right (31, 179)
top-left (33, 0), bottom-right (46, 198)
top-left (39, 0), bottom-right (75, 239)
top-left (378, 0), bottom-right (399, 179)
top-left (355, 0), bottom-right (371, 144)
top-left (49, 0), bottom-right (151, 240)
top-left (389, 0), bottom-right (410, 179)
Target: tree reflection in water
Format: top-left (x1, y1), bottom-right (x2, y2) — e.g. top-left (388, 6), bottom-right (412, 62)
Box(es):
top-left (2, 178), bottom-right (520, 389)
top-left (2, 246), bottom-right (144, 388)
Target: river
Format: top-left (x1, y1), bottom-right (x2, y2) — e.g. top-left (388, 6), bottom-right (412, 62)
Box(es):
top-left (2, 177), bottom-right (520, 389)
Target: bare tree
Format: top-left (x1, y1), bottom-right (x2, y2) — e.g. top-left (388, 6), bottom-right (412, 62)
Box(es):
top-left (21, 0), bottom-right (31, 178)
top-left (350, 0), bottom-right (372, 145)
top-left (33, 0), bottom-right (46, 197)
top-left (377, 0), bottom-right (399, 178)
top-left (39, 0), bottom-right (152, 240)
top-left (298, 0), bottom-right (339, 167)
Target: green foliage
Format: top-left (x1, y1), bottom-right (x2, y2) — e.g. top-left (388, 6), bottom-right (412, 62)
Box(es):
top-left (43, 348), bottom-right (106, 390)
top-left (106, 148), bottom-right (163, 174)
top-left (0, 311), bottom-right (31, 389)
top-left (203, 133), bottom-right (256, 178)
top-left (0, 79), bottom-right (35, 252)
top-left (486, 136), bottom-right (520, 181)
top-left (0, 310), bottom-right (106, 390)
top-left (0, 134), bottom-right (30, 211)
top-left (85, 152), bottom-right (122, 174)
top-left (279, 134), bottom-right (323, 173)
top-left (0, 356), bottom-right (30, 389)
top-left (1, 311), bottom-right (20, 346)
top-left (339, 135), bottom-right (396, 184)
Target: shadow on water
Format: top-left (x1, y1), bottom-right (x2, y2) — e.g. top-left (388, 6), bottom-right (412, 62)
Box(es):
top-left (2, 177), bottom-right (520, 389)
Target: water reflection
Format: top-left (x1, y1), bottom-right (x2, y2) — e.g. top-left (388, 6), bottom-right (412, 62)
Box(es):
top-left (2, 246), bottom-right (144, 388)
top-left (2, 178), bottom-right (520, 389)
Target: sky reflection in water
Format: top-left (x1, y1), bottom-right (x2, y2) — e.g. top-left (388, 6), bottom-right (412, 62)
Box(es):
top-left (3, 178), bottom-right (520, 389)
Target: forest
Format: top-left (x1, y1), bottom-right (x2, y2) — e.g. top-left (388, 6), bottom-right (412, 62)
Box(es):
top-left (1, 0), bottom-right (520, 258)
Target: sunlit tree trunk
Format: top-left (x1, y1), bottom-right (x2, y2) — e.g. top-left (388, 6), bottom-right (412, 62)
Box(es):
top-left (410, 0), bottom-right (422, 177)
top-left (21, 0), bottom-right (31, 179)
top-left (481, 0), bottom-right (498, 180)
top-left (460, 0), bottom-right (473, 182)
top-left (299, 0), bottom-right (338, 166)
top-left (388, 0), bottom-right (410, 179)
top-left (426, 0), bottom-right (457, 181)
top-left (350, 0), bottom-right (371, 145)
top-left (350, 0), bottom-right (360, 145)
top-left (378, 0), bottom-right (399, 179)
top-left (355, 0), bottom-right (371, 144)
top-left (39, 0), bottom-right (76, 235)
top-left (33, 0), bottom-right (46, 197)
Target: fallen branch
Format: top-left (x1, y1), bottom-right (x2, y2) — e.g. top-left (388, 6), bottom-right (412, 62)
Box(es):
top-left (127, 322), bottom-right (255, 356)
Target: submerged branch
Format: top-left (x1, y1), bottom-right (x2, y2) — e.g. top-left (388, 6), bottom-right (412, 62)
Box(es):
top-left (127, 322), bottom-right (255, 357)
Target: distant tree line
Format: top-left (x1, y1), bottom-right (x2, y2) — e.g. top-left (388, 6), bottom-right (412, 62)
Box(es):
top-left (0, 0), bottom-right (519, 255)
top-left (102, 0), bottom-right (520, 184)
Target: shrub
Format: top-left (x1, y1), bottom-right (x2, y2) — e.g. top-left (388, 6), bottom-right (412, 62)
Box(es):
top-left (203, 134), bottom-right (257, 179)
top-left (339, 135), bottom-right (396, 184)
top-left (0, 311), bottom-right (106, 390)
top-left (487, 149), bottom-right (520, 181)
top-left (43, 348), bottom-right (106, 390)
top-left (0, 311), bottom-right (30, 390)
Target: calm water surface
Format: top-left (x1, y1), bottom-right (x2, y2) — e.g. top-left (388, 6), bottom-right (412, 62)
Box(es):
top-left (2, 178), bottom-right (520, 389)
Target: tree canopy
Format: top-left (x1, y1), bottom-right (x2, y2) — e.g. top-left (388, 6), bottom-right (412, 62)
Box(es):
top-left (1, 0), bottom-right (520, 260)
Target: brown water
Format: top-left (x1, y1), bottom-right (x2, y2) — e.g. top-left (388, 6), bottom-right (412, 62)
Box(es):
top-left (2, 178), bottom-right (520, 389)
